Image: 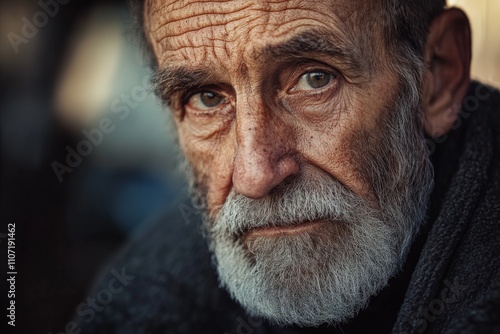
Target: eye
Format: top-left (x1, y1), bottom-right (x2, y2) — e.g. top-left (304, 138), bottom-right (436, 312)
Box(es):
top-left (187, 91), bottom-right (225, 110)
top-left (295, 71), bottom-right (334, 91)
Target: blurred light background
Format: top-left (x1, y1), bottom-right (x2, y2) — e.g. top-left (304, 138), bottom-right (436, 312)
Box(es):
top-left (0, 0), bottom-right (498, 333)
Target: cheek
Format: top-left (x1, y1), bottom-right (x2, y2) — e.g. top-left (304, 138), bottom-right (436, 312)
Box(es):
top-left (298, 123), bottom-right (375, 202)
top-left (337, 124), bottom-right (382, 205)
top-left (177, 122), bottom-right (236, 213)
top-left (295, 88), bottom-right (384, 204)
top-left (337, 92), bottom-right (400, 206)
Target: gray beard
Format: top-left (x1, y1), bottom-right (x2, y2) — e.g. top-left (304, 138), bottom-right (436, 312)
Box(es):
top-left (181, 67), bottom-right (434, 326)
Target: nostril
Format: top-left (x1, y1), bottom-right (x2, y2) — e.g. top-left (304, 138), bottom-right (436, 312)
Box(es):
top-left (267, 173), bottom-right (299, 196)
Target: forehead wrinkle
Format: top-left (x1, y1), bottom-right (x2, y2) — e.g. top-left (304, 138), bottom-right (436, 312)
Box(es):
top-left (151, 8), bottom-right (251, 37)
top-left (148, 0), bottom-right (243, 29)
top-left (146, 1), bottom-right (359, 61)
top-left (146, 1), bottom-right (245, 63)
top-left (148, 1), bottom-right (252, 37)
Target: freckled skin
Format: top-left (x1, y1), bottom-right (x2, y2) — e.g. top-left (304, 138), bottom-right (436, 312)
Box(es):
top-left (145, 0), bottom-right (401, 218)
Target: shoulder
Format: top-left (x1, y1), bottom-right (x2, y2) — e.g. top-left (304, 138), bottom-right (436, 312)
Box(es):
top-left (436, 82), bottom-right (500, 332)
top-left (74, 198), bottom-right (248, 333)
top-left (394, 82), bottom-right (500, 334)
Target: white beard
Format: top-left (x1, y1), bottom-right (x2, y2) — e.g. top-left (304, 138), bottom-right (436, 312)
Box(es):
top-left (209, 164), bottom-right (429, 326)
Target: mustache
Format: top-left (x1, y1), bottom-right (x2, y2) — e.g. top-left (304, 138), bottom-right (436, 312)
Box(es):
top-left (211, 169), bottom-right (378, 239)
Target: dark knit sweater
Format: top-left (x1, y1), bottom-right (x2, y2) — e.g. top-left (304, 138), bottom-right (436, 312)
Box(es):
top-left (77, 82), bottom-right (500, 334)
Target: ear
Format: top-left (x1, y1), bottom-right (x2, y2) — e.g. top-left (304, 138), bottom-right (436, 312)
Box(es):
top-left (422, 8), bottom-right (472, 137)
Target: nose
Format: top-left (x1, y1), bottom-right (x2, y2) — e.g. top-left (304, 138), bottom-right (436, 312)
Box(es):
top-left (232, 98), bottom-right (299, 199)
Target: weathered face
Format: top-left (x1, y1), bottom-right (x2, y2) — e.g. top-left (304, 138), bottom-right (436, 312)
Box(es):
top-left (145, 0), bottom-right (433, 326)
top-left (146, 0), bottom-right (399, 212)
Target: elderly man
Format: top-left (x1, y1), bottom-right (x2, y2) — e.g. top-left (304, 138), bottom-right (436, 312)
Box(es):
top-left (77, 0), bottom-right (500, 333)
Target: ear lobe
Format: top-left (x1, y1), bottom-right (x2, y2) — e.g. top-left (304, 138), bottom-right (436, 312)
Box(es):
top-left (422, 8), bottom-right (472, 138)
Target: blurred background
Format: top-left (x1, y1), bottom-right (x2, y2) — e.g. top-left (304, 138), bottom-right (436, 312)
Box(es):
top-left (0, 0), bottom-right (498, 333)
top-left (1, 1), bottom-right (183, 333)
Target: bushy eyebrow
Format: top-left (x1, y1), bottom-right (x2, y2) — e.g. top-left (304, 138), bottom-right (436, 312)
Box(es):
top-left (152, 29), bottom-right (367, 104)
top-left (260, 29), bottom-right (366, 74)
top-left (151, 66), bottom-right (214, 106)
